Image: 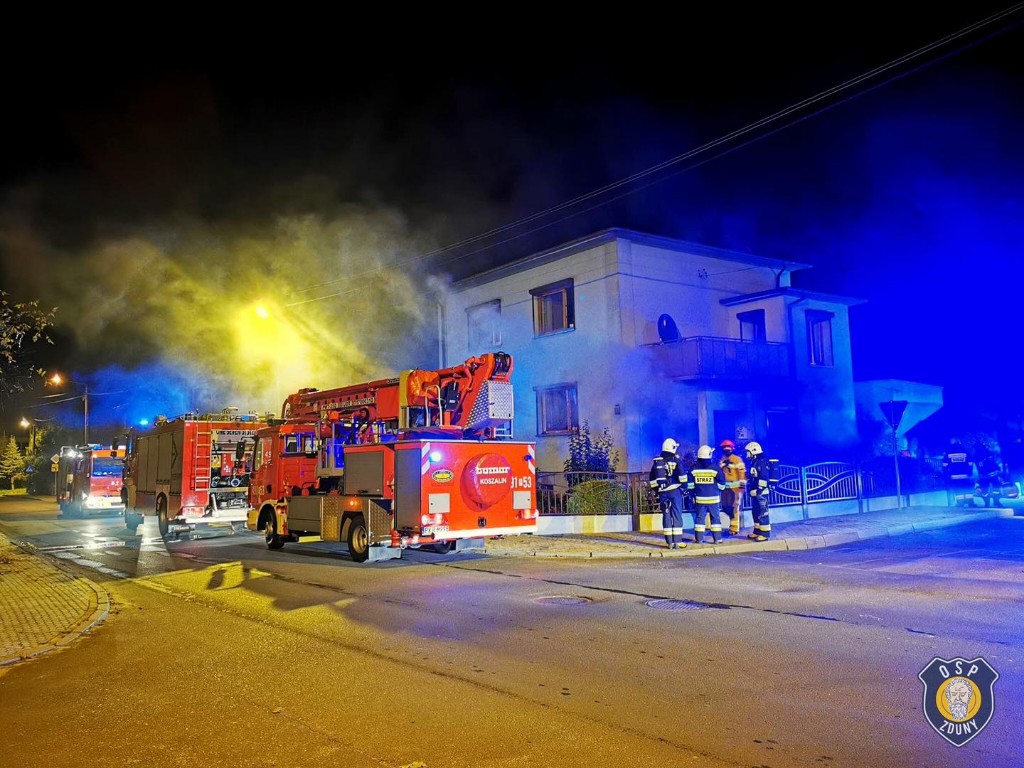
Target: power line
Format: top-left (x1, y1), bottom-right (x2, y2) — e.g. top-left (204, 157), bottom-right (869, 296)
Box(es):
top-left (286, 4), bottom-right (1024, 308)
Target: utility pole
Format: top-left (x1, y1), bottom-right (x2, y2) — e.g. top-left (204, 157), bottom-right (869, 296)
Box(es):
top-left (83, 385), bottom-right (89, 445)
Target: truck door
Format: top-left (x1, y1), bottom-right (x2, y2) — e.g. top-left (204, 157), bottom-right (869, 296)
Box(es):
top-left (250, 434), bottom-right (273, 507)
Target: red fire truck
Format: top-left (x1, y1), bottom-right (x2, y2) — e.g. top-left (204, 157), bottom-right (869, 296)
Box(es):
top-left (246, 352), bottom-right (538, 562)
top-left (60, 444), bottom-right (127, 518)
top-left (121, 410), bottom-right (268, 537)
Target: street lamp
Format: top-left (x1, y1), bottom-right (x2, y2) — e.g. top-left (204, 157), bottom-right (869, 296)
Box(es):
top-left (19, 417), bottom-right (36, 454)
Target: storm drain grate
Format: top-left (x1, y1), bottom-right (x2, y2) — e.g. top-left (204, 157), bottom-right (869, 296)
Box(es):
top-left (646, 598), bottom-right (727, 612)
top-left (535, 596), bottom-right (592, 606)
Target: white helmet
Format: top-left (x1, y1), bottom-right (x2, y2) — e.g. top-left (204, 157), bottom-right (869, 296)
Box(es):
top-left (697, 445), bottom-right (713, 460)
top-left (662, 438), bottom-right (679, 453)
top-left (745, 441), bottom-right (763, 456)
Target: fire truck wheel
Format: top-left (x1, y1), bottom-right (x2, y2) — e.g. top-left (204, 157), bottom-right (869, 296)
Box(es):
top-left (426, 541), bottom-right (456, 554)
top-left (347, 515), bottom-right (369, 563)
top-left (157, 497), bottom-right (169, 538)
top-left (263, 511), bottom-right (285, 550)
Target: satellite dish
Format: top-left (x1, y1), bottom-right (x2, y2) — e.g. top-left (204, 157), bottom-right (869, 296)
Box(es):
top-left (657, 314), bottom-right (680, 343)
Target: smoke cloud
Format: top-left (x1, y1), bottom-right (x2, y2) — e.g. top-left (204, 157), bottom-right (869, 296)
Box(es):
top-left (1, 200), bottom-right (442, 425)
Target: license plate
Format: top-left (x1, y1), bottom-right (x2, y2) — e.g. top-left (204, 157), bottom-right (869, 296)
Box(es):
top-left (423, 525), bottom-right (449, 536)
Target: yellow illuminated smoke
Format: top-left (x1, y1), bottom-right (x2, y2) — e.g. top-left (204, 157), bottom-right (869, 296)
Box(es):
top-left (2, 210), bottom-right (440, 414)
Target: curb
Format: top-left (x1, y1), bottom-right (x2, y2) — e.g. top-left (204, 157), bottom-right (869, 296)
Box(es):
top-left (485, 509), bottom-right (1009, 560)
top-left (0, 536), bottom-right (112, 669)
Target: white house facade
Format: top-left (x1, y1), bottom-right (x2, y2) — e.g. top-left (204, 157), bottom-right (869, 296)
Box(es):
top-left (440, 229), bottom-right (862, 472)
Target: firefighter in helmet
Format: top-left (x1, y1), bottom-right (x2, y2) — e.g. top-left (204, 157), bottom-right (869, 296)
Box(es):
top-left (689, 444), bottom-right (726, 544)
top-left (974, 447), bottom-right (1005, 508)
top-left (648, 438), bottom-right (687, 549)
top-left (941, 438), bottom-right (974, 508)
top-left (745, 441), bottom-right (773, 541)
top-left (718, 439), bottom-right (746, 536)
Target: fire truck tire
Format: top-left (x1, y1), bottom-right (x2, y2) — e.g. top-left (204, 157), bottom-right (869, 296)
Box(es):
top-left (426, 541), bottom-right (456, 554)
top-left (347, 515), bottom-right (369, 563)
top-left (263, 511), bottom-right (285, 550)
top-left (157, 497), bottom-right (169, 538)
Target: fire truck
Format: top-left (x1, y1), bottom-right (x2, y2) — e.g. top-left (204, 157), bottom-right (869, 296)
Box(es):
top-left (246, 352), bottom-right (538, 562)
top-left (59, 444), bottom-right (126, 518)
top-left (121, 410), bottom-right (268, 537)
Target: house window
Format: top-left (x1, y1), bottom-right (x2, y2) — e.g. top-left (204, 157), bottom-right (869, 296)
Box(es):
top-left (536, 384), bottom-right (579, 435)
top-left (467, 300), bottom-right (502, 349)
top-left (738, 309), bottom-right (766, 342)
top-left (530, 279), bottom-right (574, 336)
top-left (806, 310), bottom-right (834, 367)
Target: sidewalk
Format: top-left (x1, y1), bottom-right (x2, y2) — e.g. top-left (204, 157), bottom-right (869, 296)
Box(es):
top-left (484, 505), bottom-right (1016, 559)
top-left (0, 530), bottom-right (111, 669)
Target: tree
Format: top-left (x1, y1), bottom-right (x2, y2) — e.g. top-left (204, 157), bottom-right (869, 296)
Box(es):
top-left (0, 436), bottom-right (25, 490)
top-left (0, 291), bottom-right (57, 399)
top-left (563, 420), bottom-right (620, 473)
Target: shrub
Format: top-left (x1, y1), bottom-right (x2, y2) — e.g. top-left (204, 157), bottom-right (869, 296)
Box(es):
top-left (563, 421), bottom-right (620, 473)
top-left (565, 479), bottom-right (629, 515)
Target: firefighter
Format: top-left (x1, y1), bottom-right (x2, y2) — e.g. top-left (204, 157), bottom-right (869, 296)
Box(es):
top-left (689, 445), bottom-right (726, 544)
top-left (648, 438), bottom-right (687, 549)
top-left (718, 439), bottom-right (746, 536)
top-left (974, 448), bottom-right (1005, 508)
top-left (745, 441), bottom-right (773, 541)
top-left (941, 439), bottom-right (974, 508)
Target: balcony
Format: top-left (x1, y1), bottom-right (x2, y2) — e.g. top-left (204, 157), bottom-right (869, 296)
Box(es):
top-left (648, 336), bottom-right (790, 381)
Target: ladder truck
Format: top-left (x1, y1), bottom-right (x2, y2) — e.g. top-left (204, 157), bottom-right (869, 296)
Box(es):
top-left (246, 352), bottom-right (538, 562)
top-left (121, 409), bottom-right (268, 537)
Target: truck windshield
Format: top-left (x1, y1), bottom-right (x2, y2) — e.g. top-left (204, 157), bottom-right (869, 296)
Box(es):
top-left (92, 458), bottom-right (123, 477)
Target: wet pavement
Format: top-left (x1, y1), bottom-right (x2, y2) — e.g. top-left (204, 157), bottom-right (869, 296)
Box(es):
top-left (0, 502), bottom-right (1012, 668)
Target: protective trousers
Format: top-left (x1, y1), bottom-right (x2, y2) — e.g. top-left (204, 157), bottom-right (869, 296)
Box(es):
top-left (660, 489), bottom-right (684, 547)
top-left (751, 493), bottom-right (771, 539)
top-left (692, 501), bottom-right (723, 543)
top-left (950, 479), bottom-right (973, 508)
top-left (721, 487), bottom-right (743, 534)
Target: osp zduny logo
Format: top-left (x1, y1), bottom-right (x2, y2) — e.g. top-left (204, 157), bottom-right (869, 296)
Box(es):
top-left (918, 656), bottom-right (998, 747)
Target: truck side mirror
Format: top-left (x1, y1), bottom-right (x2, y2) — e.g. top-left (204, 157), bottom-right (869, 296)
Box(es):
top-left (236, 439), bottom-right (248, 463)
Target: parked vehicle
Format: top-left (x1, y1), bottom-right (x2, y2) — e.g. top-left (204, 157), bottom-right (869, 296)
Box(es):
top-left (247, 352), bottom-right (538, 562)
top-left (121, 410), bottom-right (267, 537)
top-left (62, 445), bottom-right (126, 518)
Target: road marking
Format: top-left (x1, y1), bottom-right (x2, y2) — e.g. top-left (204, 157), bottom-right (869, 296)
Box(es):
top-left (50, 551), bottom-right (130, 579)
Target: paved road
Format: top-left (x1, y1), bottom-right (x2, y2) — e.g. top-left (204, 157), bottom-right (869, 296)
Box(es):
top-left (1, 496), bottom-right (1021, 767)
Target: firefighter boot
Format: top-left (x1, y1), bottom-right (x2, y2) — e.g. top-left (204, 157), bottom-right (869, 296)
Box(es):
top-left (729, 511), bottom-right (740, 536)
top-left (694, 529), bottom-right (704, 544)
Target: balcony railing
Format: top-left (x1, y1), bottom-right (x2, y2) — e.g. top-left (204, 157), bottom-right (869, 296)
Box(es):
top-left (648, 336), bottom-right (790, 380)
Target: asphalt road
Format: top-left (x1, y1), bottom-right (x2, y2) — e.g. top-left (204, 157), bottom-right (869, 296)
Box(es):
top-left (0, 496), bottom-right (1020, 768)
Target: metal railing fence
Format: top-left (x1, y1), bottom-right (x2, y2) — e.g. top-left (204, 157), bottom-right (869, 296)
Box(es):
top-left (538, 458), bottom-right (943, 518)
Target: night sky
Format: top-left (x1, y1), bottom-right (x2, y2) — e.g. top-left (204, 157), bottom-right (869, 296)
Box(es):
top-left (2, 6), bottom-right (1023, 435)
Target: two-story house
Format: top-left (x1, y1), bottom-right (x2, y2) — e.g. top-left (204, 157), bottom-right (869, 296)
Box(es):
top-left (440, 228), bottom-right (863, 472)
